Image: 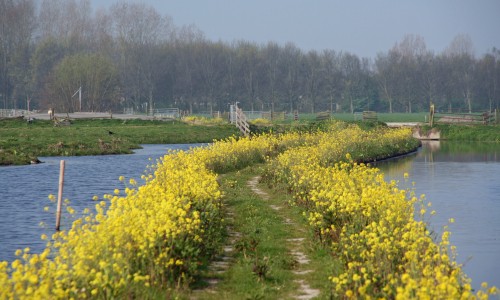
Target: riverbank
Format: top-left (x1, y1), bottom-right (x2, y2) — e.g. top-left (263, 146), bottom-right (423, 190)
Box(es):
top-left (413, 124), bottom-right (500, 141)
top-left (2, 122), bottom-right (496, 298)
top-left (0, 118), bottom-right (239, 165)
top-left (436, 124), bottom-right (500, 141)
top-left (0, 122), bottom-right (422, 299)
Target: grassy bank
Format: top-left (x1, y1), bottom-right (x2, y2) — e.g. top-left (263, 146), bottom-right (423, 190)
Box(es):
top-left (434, 124), bottom-right (500, 141)
top-left (3, 122), bottom-right (495, 298)
top-left (0, 122), bottom-right (420, 299)
top-left (0, 118), bottom-right (239, 165)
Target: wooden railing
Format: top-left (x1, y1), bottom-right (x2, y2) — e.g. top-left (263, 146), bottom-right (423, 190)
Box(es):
top-left (362, 111), bottom-right (378, 121)
top-left (432, 110), bottom-right (497, 125)
top-left (316, 111), bottom-right (331, 121)
top-left (235, 108), bottom-right (251, 136)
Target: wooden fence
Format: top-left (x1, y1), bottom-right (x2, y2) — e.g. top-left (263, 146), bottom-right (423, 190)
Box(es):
top-left (235, 108), bottom-right (250, 136)
top-left (430, 107), bottom-right (498, 126)
top-left (362, 111), bottom-right (378, 121)
top-left (316, 111), bottom-right (331, 121)
top-left (261, 111), bottom-right (286, 121)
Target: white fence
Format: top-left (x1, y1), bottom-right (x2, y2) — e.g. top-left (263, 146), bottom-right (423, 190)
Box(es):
top-left (123, 107), bottom-right (180, 118)
top-left (153, 108), bottom-right (180, 118)
top-left (229, 105), bottom-right (276, 123)
top-left (0, 109), bottom-right (29, 118)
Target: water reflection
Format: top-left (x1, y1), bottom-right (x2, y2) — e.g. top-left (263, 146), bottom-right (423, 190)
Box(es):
top-left (375, 141), bottom-right (500, 290)
top-left (0, 144), bottom-right (203, 263)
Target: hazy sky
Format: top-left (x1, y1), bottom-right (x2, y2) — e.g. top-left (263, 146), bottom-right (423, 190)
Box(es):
top-left (91, 0), bottom-right (500, 59)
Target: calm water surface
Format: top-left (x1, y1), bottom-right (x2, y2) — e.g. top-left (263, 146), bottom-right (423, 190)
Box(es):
top-left (0, 144), bottom-right (203, 263)
top-left (376, 141), bottom-right (500, 290)
top-left (1, 141), bottom-right (498, 291)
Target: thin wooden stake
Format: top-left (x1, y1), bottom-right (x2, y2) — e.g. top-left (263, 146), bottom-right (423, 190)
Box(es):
top-left (56, 160), bottom-right (65, 231)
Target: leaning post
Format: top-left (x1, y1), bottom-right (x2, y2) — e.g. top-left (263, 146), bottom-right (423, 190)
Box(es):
top-left (55, 160), bottom-right (65, 231)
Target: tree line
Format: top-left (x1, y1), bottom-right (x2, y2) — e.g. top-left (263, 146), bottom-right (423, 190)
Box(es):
top-left (1, 0), bottom-right (499, 114)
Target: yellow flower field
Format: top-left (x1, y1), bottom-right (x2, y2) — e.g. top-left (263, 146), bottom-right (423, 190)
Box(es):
top-left (263, 123), bottom-right (497, 299)
top-left (0, 121), bottom-right (496, 299)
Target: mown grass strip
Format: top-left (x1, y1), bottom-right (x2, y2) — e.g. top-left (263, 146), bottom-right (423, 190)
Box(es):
top-left (189, 166), bottom-right (337, 299)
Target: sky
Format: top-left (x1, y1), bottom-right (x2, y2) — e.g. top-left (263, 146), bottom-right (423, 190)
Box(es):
top-left (91, 0), bottom-right (500, 59)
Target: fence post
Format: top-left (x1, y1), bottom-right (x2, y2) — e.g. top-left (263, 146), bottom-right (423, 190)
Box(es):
top-left (429, 103), bottom-right (435, 126)
top-left (56, 160), bottom-right (65, 231)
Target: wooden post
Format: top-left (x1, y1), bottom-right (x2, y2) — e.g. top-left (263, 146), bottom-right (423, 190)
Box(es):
top-left (429, 103), bottom-right (435, 126)
top-left (56, 160), bottom-right (65, 231)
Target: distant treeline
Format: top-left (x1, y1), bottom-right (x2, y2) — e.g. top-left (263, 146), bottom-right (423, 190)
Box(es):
top-left (1, 0), bottom-right (499, 114)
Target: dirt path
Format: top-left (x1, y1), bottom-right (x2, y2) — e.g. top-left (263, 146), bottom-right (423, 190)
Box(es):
top-left (189, 176), bottom-right (320, 300)
top-left (247, 176), bottom-right (320, 300)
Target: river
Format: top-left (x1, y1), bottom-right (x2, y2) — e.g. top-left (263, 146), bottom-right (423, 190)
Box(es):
top-left (1, 141), bottom-right (499, 291)
top-left (0, 144), bottom-right (204, 263)
top-left (375, 141), bottom-right (500, 291)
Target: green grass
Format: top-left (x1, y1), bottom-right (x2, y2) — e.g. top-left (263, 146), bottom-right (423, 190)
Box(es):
top-left (3, 114), bottom-right (496, 166)
top-left (0, 118), bottom-right (239, 165)
top-left (182, 166), bottom-right (335, 299)
top-left (435, 124), bottom-right (500, 141)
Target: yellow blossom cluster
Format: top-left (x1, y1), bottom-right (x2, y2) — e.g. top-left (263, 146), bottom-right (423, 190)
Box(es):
top-left (0, 147), bottom-right (228, 298)
top-left (264, 124), bottom-right (497, 299)
top-left (0, 127), bottom-right (312, 298)
top-left (1, 121), bottom-right (495, 299)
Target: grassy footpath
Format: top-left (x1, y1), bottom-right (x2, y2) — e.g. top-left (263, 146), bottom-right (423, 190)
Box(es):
top-left (0, 118), bottom-right (239, 165)
top-left (186, 166), bottom-right (334, 300)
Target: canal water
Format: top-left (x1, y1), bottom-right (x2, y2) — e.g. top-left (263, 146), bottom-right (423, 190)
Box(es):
top-left (0, 144), bottom-right (203, 263)
top-left (1, 141), bottom-right (498, 291)
top-left (375, 141), bottom-right (500, 291)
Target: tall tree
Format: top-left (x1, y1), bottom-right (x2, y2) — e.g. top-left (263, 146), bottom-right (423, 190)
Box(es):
top-left (236, 41), bottom-right (260, 111)
top-left (303, 50), bottom-right (323, 113)
top-left (172, 24), bottom-right (205, 113)
top-left (110, 1), bottom-right (174, 114)
top-left (261, 42), bottom-right (282, 112)
top-left (444, 34), bottom-right (476, 113)
top-left (340, 52), bottom-right (363, 114)
top-left (0, 0), bottom-right (36, 109)
top-left (47, 53), bottom-right (119, 112)
top-left (38, 0), bottom-right (93, 51)
top-left (476, 51), bottom-right (499, 111)
top-left (281, 42), bottom-right (303, 113)
top-left (30, 38), bottom-right (66, 108)
top-left (322, 50), bottom-right (342, 112)
top-left (389, 34), bottom-right (427, 112)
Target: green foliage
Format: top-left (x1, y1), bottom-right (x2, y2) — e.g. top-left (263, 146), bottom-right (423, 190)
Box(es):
top-left (0, 118), bottom-right (239, 165)
top-left (48, 53), bottom-right (120, 112)
top-left (436, 124), bottom-right (500, 141)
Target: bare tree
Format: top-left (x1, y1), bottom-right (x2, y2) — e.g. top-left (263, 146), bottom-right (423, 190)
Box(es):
top-left (261, 42), bottom-right (282, 112)
top-left (38, 0), bottom-right (93, 51)
top-left (0, 0), bottom-right (36, 109)
top-left (322, 50), bottom-right (342, 112)
top-left (340, 52), bottom-right (363, 114)
top-left (110, 1), bottom-right (174, 113)
top-left (304, 50), bottom-right (323, 113)
top-left (445, 34), bottom-right (476, 113)
top-left (236, 41), bottom-right (260, 111)
top-left (281, 42), bottom-right (303, 113)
